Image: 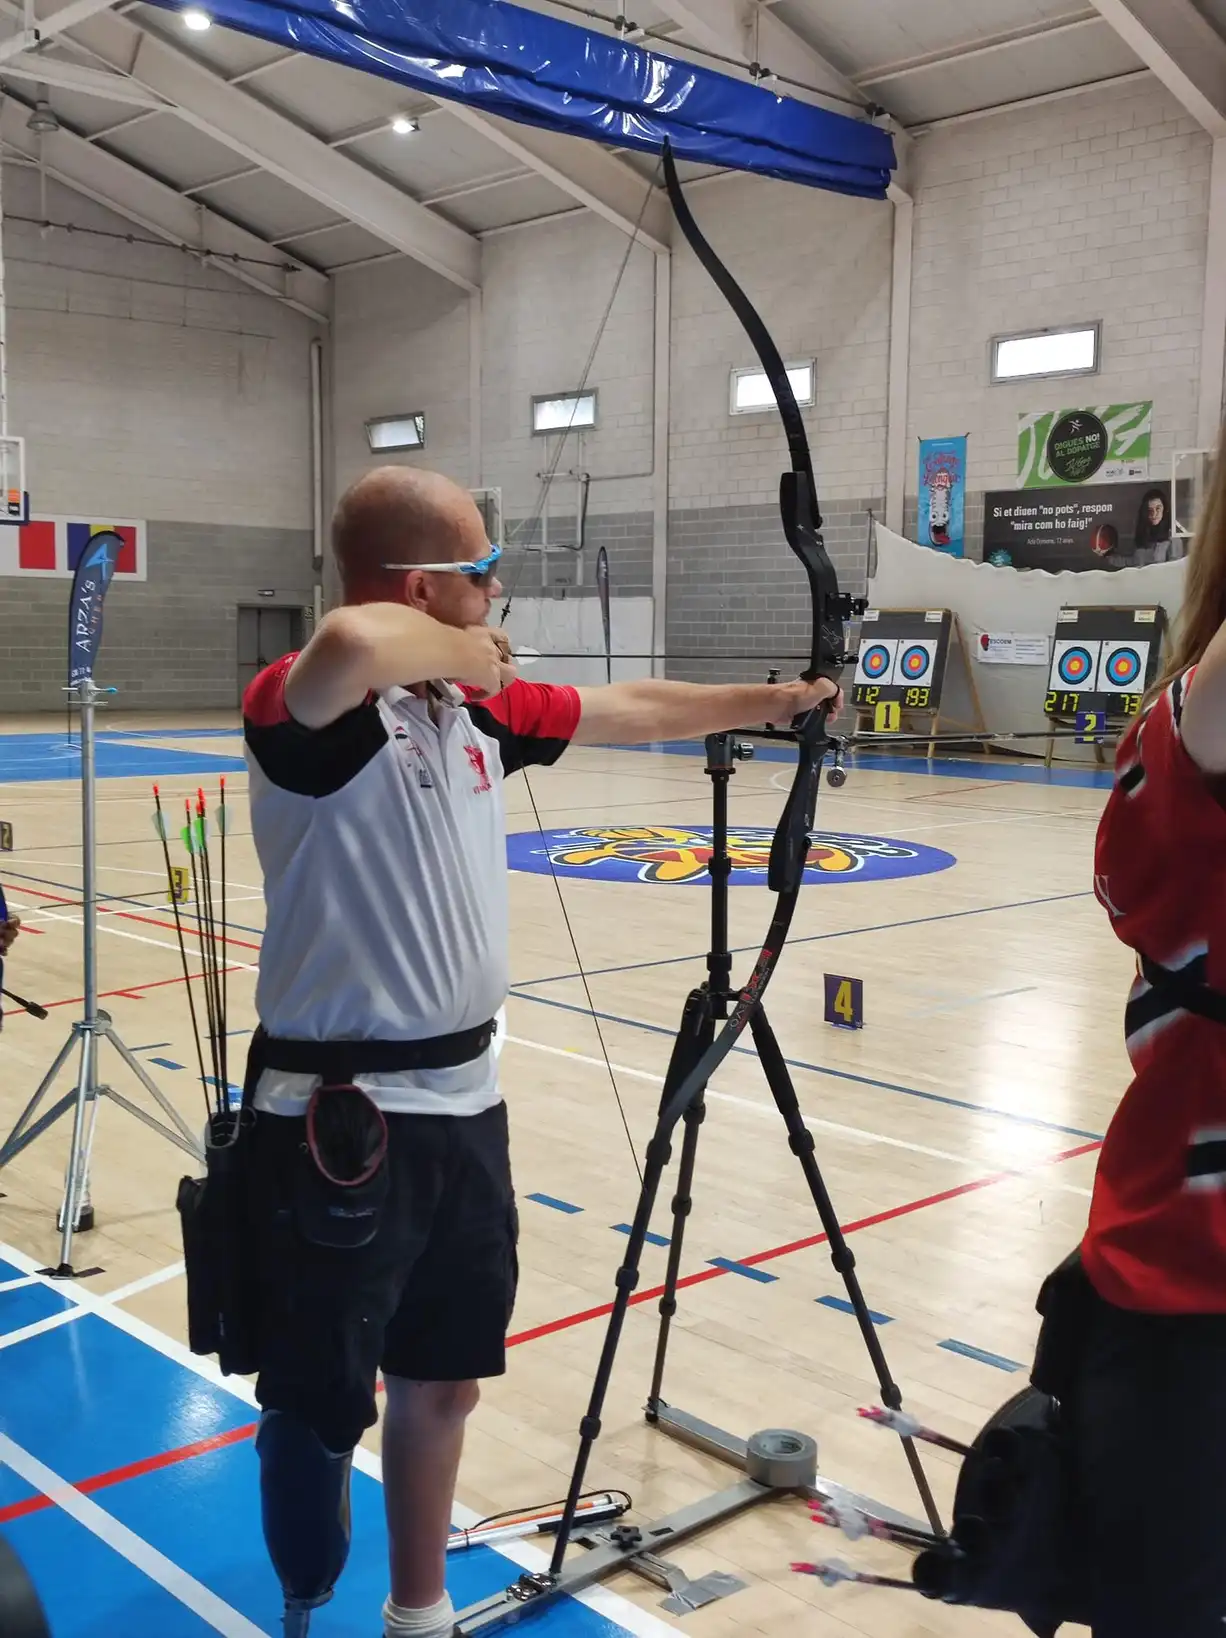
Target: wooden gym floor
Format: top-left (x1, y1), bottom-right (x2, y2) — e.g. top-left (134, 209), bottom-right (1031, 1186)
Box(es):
top-left (0, 710), bottom-right (1125, 1637)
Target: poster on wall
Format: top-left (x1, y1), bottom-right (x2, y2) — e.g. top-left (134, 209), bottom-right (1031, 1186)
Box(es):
top-left (983, 480), bottom-right (1178, 572)
top-left (917, 436), bottom-right (966, 555)
top-left (1018, 403), bottom-right (1152, 489)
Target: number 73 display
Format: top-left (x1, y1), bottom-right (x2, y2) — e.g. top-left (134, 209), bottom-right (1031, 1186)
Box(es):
top-left (1043, 605), bottom-right (1167, 719)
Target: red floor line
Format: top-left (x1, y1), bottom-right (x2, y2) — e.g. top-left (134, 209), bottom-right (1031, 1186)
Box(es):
top-left (0, 1141), bottom-right (1102, 1525)
top-left (12, 882), bottom-right (262, 952)
top-left (39, 965), bottom-right (247, 1012)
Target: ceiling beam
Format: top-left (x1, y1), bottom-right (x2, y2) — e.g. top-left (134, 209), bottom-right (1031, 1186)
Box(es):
top-left (63, 7), bottom-right (482, 287)
top-left (0, 93), bottom-right (331, 320)
top-left (649, 0), bottom-right (911, 200)
top-left (0, 48), bottom-right (166, 104)
top-left (1087, 0), bottom-right (1226, 135)
top-left (0, 0), bottom-right (120, 64)
top-left (856, 12), bottom-right (1102, 87)
top-left (442, 104), bottom-right (672, 251)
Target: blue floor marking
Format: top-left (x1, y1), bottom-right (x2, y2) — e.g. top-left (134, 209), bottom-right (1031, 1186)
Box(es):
top-left (527, 1192), bottom-right (583, 1214)
top-left (0, 1301), bottom-right (643, 1638)
top-left (939, 1339), bottom-right (1024, 1372)
top-left (0, 1256), bottom-right (29, 1284)
top-left (817, 1294), bottom-right (892, 1325)
top-left (612, 1224), bottom-right (670, 1246)
top-left (602, 738), bottom-right (1116, 790)
top-left (707, 1257), bottom-right (777, 1283)
top-left (0, 734), bottom-right (247, 784)
top-left (514, 890), bottom-right (1094, 989)
top-left (507, 990), bottom-right (1105, 1141)
top-left (150, 1057), bottom-right (183, 1071)
top-left (0, 1282), bottom-right (75, 1338)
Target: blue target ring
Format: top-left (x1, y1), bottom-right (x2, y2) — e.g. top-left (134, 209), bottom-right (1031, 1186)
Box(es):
top-left (899, 644), bottom-right (931, 681)
top-left (1058, 646), bottom-right (1094, 686)
top-left (861, 644), bottom-right (892, 679)
top-left (1106, 647), bottom-right (1141, 688)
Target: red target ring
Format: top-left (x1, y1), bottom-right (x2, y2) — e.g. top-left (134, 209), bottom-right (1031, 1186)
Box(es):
top-left (861, 644), bottom-right (891, 679)
top-left (900, 645), bottom-right (931, 681)
top-left (1058, 646), bottom-right (1094, 685)
top-left (1106, 647), bottom-right (1142, 688)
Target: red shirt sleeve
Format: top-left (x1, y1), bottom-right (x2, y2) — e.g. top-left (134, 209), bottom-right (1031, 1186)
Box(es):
top-left (462, 679), bottom-right (581, 773)
top-left (242, 653), bottom-right (298, 727)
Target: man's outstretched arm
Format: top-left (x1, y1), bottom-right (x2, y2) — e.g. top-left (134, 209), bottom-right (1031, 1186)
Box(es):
top-left (572, 676), bottom-right (841, 746)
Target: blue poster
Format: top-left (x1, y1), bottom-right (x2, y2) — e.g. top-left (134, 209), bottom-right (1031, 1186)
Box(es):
top-left (67, 530), bottom-right (122, 688)
top-left (918, 436), bottom-right (967, 556)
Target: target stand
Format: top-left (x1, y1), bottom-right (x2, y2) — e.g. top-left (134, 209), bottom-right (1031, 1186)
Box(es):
top-left (1042, 605), bottom-right (1167, 765)
top-left (851, 609), bottom-right (985, 754)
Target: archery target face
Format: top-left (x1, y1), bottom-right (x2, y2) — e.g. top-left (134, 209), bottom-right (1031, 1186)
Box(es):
top-left (1049, 640), bottom-right (1102, 692)
top-left (854, 638), bottom-right (899, 688)
top-left (1096, 640), bottom-right (1150, 694)
top-left (890, 640), bottom-right (938, 688)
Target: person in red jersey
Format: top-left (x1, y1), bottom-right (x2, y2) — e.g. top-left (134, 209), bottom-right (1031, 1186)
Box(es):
top-left (1071, 421), bottom-right (1226, 1636)
top-left (240, 465), bottom-right (840, 1638)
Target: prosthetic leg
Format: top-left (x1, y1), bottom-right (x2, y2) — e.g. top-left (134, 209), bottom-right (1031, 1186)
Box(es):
top-left (256, 1410), bottom-right (354, 1636)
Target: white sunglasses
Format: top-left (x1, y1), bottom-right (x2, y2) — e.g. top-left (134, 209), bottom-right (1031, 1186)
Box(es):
top-left (382, 545), bottom-right (502, 584)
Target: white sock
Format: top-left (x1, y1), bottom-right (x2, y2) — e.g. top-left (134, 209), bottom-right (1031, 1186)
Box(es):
top-left (383, 1591), bottom-right (455, 1638)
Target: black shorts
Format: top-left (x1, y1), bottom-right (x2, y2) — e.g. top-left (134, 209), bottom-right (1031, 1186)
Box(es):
top-left (246, 1099), bottom-right (518, 1453)
top-left (1071, 1291), bottom-right (1226, 1638)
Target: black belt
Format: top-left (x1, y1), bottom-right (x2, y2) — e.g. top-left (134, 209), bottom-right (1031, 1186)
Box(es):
top-left (1139, 956), bottom-right (1226, 1025)
top-left (250, 1019), bottom-right (497, 1081)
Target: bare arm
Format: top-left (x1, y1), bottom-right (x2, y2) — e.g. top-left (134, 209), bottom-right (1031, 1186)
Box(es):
top-left (284, 605), bottom-right (510, 730)
top-left (571, 676), bottom-right (841, 746)
top-left (1177, 627), bottom-right (1226, 774)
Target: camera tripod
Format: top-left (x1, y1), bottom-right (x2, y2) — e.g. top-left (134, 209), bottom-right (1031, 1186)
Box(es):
top-left (456, 725), bottom-right (940, 1634)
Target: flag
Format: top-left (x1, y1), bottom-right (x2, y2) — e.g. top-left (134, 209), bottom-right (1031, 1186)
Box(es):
top-left (67, 530), bottom-right (124, 688)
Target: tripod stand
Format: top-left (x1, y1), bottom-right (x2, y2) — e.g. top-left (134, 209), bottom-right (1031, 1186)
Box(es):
top-left (0, 679), bottom-right (204, 1277)
top-left (457, 727), bottom-right (940, 1635)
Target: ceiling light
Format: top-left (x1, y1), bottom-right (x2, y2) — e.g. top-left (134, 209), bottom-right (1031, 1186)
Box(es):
top-left (182, 8), bottom-right (212, 29)
top-left (26, 94), bottom-right (59, 135)
top-left (391, 115), bottom-right (419, 135)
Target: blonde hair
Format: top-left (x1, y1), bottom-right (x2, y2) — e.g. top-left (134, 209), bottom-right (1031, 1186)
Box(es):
top-left (1150, 420), bottom-right (1226, 698)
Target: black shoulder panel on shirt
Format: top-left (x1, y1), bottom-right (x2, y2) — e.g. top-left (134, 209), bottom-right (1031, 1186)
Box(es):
top-left (244, 699), bottom-right (388, 797)
top-left (464, 700), bottom-right (570, 776)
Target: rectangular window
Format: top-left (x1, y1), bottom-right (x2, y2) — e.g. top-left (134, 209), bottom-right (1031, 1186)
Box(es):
top-left (365, 413), bottom-right (426, 452)
top-left (990, 324), bottom-right (1100, 384)
top-left (730, 360), bottom-right (815, 415)
top-left (532, 391), bottom-right (597, 435)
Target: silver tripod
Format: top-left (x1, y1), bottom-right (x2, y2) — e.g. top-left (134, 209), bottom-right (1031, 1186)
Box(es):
top-left (0, 678), bottom-right (204, 1275)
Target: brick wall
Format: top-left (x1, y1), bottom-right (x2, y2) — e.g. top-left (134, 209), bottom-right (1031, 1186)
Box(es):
top-left (0, 521), bottom-right (314, 713)
top-left (907, 80), bottom-right (1212, 553)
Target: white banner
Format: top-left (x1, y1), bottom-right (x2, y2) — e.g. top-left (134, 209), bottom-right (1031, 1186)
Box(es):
top-left (975, 633), bottom-right (1051, 666)
top-left (0, 515), bottom-right (147, 581)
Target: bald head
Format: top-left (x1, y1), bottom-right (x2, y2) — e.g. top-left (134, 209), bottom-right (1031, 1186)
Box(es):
top-left (333, 466), bottom-right (484, 601)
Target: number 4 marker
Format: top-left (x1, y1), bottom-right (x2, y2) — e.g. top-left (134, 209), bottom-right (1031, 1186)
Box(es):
top-left (824, 975), bottom-right (864, 1030)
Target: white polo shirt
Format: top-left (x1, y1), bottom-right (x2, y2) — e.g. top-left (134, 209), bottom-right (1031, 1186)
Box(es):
top-left (242, 656), bottom-right (580, 1115)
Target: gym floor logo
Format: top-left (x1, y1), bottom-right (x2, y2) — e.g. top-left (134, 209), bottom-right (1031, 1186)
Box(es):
top-left (505, 825), bottom-right (955, 886)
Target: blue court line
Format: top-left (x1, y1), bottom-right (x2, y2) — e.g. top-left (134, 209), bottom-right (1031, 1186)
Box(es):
top-left (527, 1192), bottom-right (583, 1214)
top-left (0, 735), bottom-right (247, 784)
top-left (604, 738), bottom-right (1116, 790)
top-left (506, 989), bottom-right (1105, 1142)
top-left (514, 889), bottom-right (1094, 989)
top-left (939, 1338), bottom-right (1024, 1372)
top-left (149, 1057), bottom-right (183, 1071)
top-left (817, 1294), bottom-right (892, 1325)
top-left (0, 1282), bottom-right (75, 1339)
top-left (612, 1224), bottom-right (670, 1246)
top-left (707, 1257), bottom-right (777, 1283)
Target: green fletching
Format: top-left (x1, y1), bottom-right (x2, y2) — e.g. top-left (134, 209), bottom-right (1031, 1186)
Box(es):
top-left (152, 811), bottom-right (167, 839)
top-left (180, 823), bottom-right (194, 854)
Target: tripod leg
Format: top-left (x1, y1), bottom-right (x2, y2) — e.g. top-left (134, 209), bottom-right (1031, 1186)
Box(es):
top-left (748, 1005), bottom-right (944, 1536)
top-left (546, 1080), bottom-right (698, 1577)
top-left (0, 1030), bottom-right (80, 1167)
top-left (54, 1030), bottom-right (95, 1272)
top-left (647, 988), bottom-right (715, 1417)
